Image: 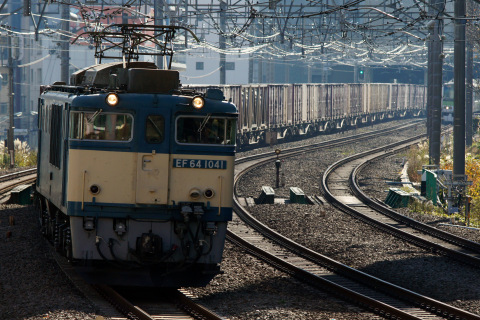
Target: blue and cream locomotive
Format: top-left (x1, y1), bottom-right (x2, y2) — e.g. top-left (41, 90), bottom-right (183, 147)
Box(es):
top-left (36, 61), bottom-right (238, 286)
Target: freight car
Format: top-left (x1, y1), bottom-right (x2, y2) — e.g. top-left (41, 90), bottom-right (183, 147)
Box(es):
top-left (189, 83), bottom-right (426, 147)
top-left (35, 61), bottom-right (238, 287)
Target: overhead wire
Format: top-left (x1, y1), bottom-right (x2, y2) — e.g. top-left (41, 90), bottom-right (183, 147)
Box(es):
top-left (0, 0), bottom-right (468, 69)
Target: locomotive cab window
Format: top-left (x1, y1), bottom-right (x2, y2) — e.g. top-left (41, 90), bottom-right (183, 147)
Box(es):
top-left (146, 115), bottom-right (164, 143)
top-left (69, 111), bottom-right (133, 141)
top-left (176, 116), bottom-right (236, 145)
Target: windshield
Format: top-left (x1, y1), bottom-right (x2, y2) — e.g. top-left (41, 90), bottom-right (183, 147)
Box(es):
top-left (70, 111), bottom-right (133, 141)
top-left (176, 116), bottom-right (236, 145)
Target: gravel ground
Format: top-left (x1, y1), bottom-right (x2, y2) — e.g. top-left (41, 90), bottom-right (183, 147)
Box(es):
top-left (229, 122), bottom-right (480, 316)
top-left (0, 205), bottom-right (99, 320)
top-left (359, 154), bottom-right (480, 243)
top-left (4, 119), bottom-right (479, 320)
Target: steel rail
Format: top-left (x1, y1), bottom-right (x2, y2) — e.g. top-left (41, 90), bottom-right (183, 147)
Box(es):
top-left (322, 133), bottom-right (480, 268)
top-left (93, 284), bottom-right (155, 320)
top-left (351, 150), bottom-right (480, 256)
top-left (226, 231), bottom-right (423, 320)
top-left (82, 276), bottom-right (227, 320)
top-left (0, 168), bottom-right (36, 183)
top-left (231, 128), bottom-right (480, 320)
top-left (173, 289), bottom-right (228, 320)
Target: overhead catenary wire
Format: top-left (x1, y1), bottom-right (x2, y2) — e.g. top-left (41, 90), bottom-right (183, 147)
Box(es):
top-left (0, 0), bottom-right (473, 70)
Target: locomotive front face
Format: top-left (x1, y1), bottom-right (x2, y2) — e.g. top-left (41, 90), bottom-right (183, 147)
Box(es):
top-left (58, 92), bottom-right (238, 286)
top-left (171, 115), bottom-right (236, 207)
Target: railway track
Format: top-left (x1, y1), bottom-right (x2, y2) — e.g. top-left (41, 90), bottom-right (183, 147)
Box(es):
top-left (52, 251), bottom-right (227, 320)
top-left (4, 120), bottom-right (477, 319)
top-left (231, 124), bottom-right (480, 320)
top-left (323, 132), bottom-right (480, 268)
top-left (0, 168), bottom-right (36, 203)
top-left (93, 284), bottom-right (227, 320)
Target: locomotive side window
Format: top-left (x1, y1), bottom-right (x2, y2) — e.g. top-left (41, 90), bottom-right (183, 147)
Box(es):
top-left (176, 116), bottom-right (236, 145)
top-left (69, 111), bottom-right (133, 141)
top-left (69, 112), bottom-right (83, 139)
top-left (146, 115), bottom-right (164, 143)
top-left (49, 104), bottom-right (63, 168)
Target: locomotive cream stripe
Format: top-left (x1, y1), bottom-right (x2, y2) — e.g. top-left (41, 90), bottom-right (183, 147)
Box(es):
top-left (67, 149), bottom-right (234, 207)
top-left (169, 155), bottom-right (234, 208)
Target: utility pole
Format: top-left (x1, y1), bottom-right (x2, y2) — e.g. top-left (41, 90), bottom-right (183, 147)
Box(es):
top-left (453, 0), bottom-right (466, 180)
top-left (7, 30), bottom-right (14, 168)
top-left (258, 56), bottom-right (263, 83)
top-left (429, 0), bottom-right (444, 166)
top-left (10, 0), bottom-right (21, 163)
top-left (61, 1), bottom-right (70, 83)
top-left (219, 0), bottom-right (227, 84)
top-left (427, 34), bottom-right (432, 158)
top-left (257, 20), bottom-right (263, 83)
top-left (154, 0), bottom-right (164, 69)
top-left (466, 42), bottom-right (473, 146)
top-left (8, 0), bottom-right (22, 168)
top-left (248, 52), bottom-right (253, 83)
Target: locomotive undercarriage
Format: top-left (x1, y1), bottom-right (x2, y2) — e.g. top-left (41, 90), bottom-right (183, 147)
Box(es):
top-left (36, 195), bottom-right (73, 261)
top-left (35, 195), bottom-right (224, 286)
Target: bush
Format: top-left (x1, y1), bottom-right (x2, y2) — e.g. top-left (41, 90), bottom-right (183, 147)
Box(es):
top-left (0, 139), bottom-right (37, 169)
top-left (406, 142), bottom-right (429, 183)
top-left (405, 137), bottom-right (480, 227)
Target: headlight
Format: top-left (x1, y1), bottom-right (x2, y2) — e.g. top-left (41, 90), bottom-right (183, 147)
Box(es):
top-left (189, 188), bottom-right (201, 199)
top-left (106, 93), bottom-right (119, 106)
top-left (191, 96), bottom-right (205, 109)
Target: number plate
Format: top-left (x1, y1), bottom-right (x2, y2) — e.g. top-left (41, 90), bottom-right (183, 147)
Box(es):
top-left (173, 159), bottom-right (227, 169)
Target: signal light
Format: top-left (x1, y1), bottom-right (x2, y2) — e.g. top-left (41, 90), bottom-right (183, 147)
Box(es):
top-left (359, 69), bottom-right (365, 80)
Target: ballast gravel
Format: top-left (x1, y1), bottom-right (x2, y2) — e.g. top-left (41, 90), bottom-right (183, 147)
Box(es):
top-left (1, 120), bottom-right (479, 319)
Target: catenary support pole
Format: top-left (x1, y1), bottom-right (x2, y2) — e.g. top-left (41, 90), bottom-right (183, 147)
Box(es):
top-left (466, 42), bottom-right (473, 146)
top-left (61, 0), bottom-right (70, 83)
top-left (154, 0), bottom-right (164, 69)
top-left (430, 0), bottom-right (444, 166)
top-left (7, 31), bottom-right (14, 168)
top-left (427, 33), bottom-right (433, 159)
top-left (453, 0), bottom-right (466, 178)
top-left (219, 0), bottom-right (227, 84)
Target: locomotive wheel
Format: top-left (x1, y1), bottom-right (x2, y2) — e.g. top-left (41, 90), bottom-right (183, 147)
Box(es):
top-left (35, 196), bottom-right (47, 236)
top-left (44, 201), bottom-right (56, 243)
top-left (62, 222), bottom-right (73, 261)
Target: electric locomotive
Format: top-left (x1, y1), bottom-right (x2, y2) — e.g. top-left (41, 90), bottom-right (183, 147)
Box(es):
top-left (36, 61), bottom-right (238, 286)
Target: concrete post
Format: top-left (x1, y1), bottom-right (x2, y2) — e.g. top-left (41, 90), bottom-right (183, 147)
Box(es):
top-left (219, 1), bottom-right (227, 84)
top-left (466, 43), bottom-right (473, 146)
top-left (453, 0), bottom-right (466, 178)
top-left (431, 3), bottom-right (444, 166)
top-left (61, 0), bottom-right (70, 83)
top-left (154, 0), bottom-right (164, 69)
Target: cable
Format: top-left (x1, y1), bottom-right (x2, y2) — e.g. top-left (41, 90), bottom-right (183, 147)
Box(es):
top-left (181, 66), bottom-right (221, 80)
top-left (0, 0), bottom-right (470, 70)
top-left (17, 54), bottom-right (51, 68)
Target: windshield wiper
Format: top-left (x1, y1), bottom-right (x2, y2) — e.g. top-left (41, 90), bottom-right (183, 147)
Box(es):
top-left (87, 109), bottom-right (103, 124)
top-left (198, 113), bottom-right (211, 133)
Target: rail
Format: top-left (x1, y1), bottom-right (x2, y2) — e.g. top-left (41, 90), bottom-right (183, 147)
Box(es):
top-left (232, 124), bottom-right (480, 319)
